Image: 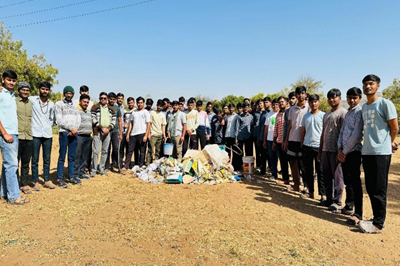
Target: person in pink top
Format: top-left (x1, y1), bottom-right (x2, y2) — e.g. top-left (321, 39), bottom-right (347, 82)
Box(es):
top-left (196, 100), bottom-right (211, 149)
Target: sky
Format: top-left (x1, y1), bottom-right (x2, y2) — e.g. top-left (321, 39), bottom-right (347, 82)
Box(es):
top-left (2, 0), bottom-right (400, 102)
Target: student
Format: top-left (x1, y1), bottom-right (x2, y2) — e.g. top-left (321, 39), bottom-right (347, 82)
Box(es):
top-left (317, 89), bottom-right (347, 212)
top-left (283, 92), bottom-right (297, 142)
top-left (224, 104), bottom-right (239, 169)
top-left (30, 81), bottom-right (56, 190)
top-left (0, 71), bottom-right (29, 205)
top-left (125, 97), bottom-right (151, 169)
top-left (358, 74), bottom-right (398, 234)
top-left (91, 92), bottom-right (116, 176)
top-left (300, 94), bottom-right (325, 200)
top-left (196, 100), bottom-right (211, 149)
top-left (163, 98), bottom-right (173, 122)
top-left (167, 101), bottom-right (187, 161)
top-left (252, 100), bottom-right (262, 170)
top-left (211, 110), bottom-right (225, 145)
top-left (121, 97), bottom-right (135, 168)
top-left (144, 98), bottom-right (155, 165)
top-left (235, 103), bottom-right (253, 170)
top-left (337, 87), bottom-right (364, 224)
top-left (179, 96), bottom-right (187, 112)
top-left (15, 82), bottom-right (33, 195)
top-left (205, 102), bottom-right (215, 128)
top-left (283, 86), bottom-right (309, 192)
top-left (74, 95), bottom-right (93, 181)
top-left (73, 85), bottom-right (93, 111)
top-left (106, 92), bottom-right (123, 172)
top-left (147, 99), bottom-right (167, 162)
top-left (183, 97), bottom-right (199, 154)
top-left (55, 86), bottom-right (81, 188)
top-left (236, 103), bottom-right (243, 115)
top-left (273, 96), bottom-right (290, 183)
top-left (263, 99), bottom-right (279, 179)
top-left (222, 104), bottom-right (229, 117)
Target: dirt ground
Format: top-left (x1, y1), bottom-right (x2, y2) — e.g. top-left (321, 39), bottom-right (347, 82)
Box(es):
top-left (1, 136), bottom-right (400, 266)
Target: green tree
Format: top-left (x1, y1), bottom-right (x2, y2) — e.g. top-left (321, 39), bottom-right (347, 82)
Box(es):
top-left (219, 94), bottom-right (245, 107)
top-left (290, 75), bottom-right (323, 95)
top-left (0, 23), bottom-right (58, 99)
top-left (383, 78), bottom-right (400, 130)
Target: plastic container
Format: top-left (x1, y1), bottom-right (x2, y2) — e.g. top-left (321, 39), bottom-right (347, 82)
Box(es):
top-left (163, 143), bottom-right (174, 156)
top-left (242, 156), bottom-right (255, 174)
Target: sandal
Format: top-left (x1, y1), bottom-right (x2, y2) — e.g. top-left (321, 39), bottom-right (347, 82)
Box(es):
top-left (21, 187), bottom-right (32, 194)
top-left (8, 198), bottom-right (30, 205)
top-left (32, 183), bottom-right (41, 191)
top-left (44, 181), bottom-right (56, 189)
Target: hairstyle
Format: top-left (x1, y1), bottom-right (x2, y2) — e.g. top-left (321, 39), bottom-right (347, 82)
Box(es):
top-left (308, 94), bottom-right (320, 102)
top-left (80, 85), bottom-right (89, 92)
top-left (223, 104), bottom-right (228, 109)
top-left (80, 94), bottom-right (91, 101)
top-left (179, 96), bottom-right (185, 102)
top-left (2, 70), bottom-right (17, 79)
top-left (277, 96), bottom-right (287, 102)
top-left (187, 97), bottom-right (196, 104)
top-left (108, 92), bottom-right (117, 98)
top-left (306, 93), bottom-right (310, 99)
top-left (295, 86), bottom-right (307, 94)
top-left (271, 99), bottom-right (278, 104)
top-left (362, 74), bottom-right (381, 84)
top-left (236, 103), bottom-right (242, 109)
top-left (163, 98), bottom-right (170, 104)
top-left (215, 109), bottom-right (222, 115)
top-left (206, 102), bottom-right (213, 107)
top-left (243, 98), bottom-right (250, 102)
top-left (263, 96), bottom-right (271, 102)
top-left (99, 92), bottom-right (108, 98)
top-left (39, 81), bottom-right (52, 89)
top-left (117, 93), bottom-right (125, 98)
top-left (146, 98), bottom-right (154, 105)
top-left (156, 99), bottom-right (164, 106)
top-left (127, 97), bottom-right (135, 103)
top-left (228, 103), bottom-right (235, 108)
top-left (288, 91), bottom-right (296, 99)
top-left (346, 87), bottom-right (362, 98)
top-left (327, 88), bottom-right (341, 98)
top-left (250, 100), bottom-right (256, 106)
top-left (136, 96), bottom-right (145, 103)
top-left (171, 100), bottom-right (179, 106)
top-left (196, 100), bottom-right (203, 107)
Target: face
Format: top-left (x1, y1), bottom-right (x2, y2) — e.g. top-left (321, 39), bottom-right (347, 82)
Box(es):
top-left (128, 100), bottom-right (135, 109)
top-left (137, 100), bottom-right (144, 110)
top-left (157, 104), bottom-right (163, 112)
top-left (64, 92), bottom-right (74, 101)
top-left (296, 91), bottom-right (306, 102)
top-left (196, 105), bottom-right (202, 112)
top-left (328, 95), bottom-right (341, 108)
top-left (264, 100), bottom-right (271, 110)
top-left (108, 97), bottom-right (117, 106)
top-left (238, 107), bottom-right (243, 113)
top-left (2, 77), bottom-right (17, 91)
top-left (80, 90), bottom-right (89, 95)
top-left (99, 95), bottom-right (108, 105)
top-left (223, 106), bottom-right (229, 114)
top-left (272, 103), bottom-right (279, 112)
top-left (117, 96), bottom-right (124, 105)
top-left (206, 104), bottom-right (212, 112)
top-left (179, 104), bottom-right (184, 111)
top-left (146, 103), bottom-right (152, 110)
top-left (18, 88), bottom-right (30, 99)
top-left (243, 106), bottom-right (249, 114)
top-left (363, 80), bottom-right (380, 96)
top-left (258, 101), bottom-right (264, 111)
top-left (172, 104), bottom-right (179, 112)
top-left (289, 96), bottom-right (297, 106)
top-left (347, 95), bottom-right (361, 109)
top-left (80, 98), bottom-right (90, 110)
top-left (39, 87), bottom-right (50, 98)
top-left (229, 106), bottom-right (235, 113)
top-left (187, 102), bottom-right (194, 111)
top-left (278, 98), bottom-right (287, 110)
top-left (310, 100), bottom-right (320, 111)
top-left (216, 112), bottom-right (222, 120)
top-left (244, 100), bottom-right (250, 105)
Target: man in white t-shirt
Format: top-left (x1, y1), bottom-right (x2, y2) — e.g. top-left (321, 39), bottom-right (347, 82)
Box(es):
top-left (123, 97), bottom-right (151, 170)
top-left (263, 99), bottom-right (279, 179)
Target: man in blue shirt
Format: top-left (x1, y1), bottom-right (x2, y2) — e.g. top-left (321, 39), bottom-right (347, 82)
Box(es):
top-left (358, 75), bottom-right (398, 234)
top-left (0, 71), bottom-right (29, 205)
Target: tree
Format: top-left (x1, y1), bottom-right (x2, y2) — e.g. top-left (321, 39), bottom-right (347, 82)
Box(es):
top-left (0, 23), bottom-right (59, 100)
top-left (383, 78), bottom-right (400, 130)
top-left (290, 75), bottom-right (323, 95)
top-left (219, 94), bottom-right (245, 107)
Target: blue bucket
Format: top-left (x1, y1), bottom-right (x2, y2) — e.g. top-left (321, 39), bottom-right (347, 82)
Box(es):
top-left (163, 143), bottom-right (174, 156)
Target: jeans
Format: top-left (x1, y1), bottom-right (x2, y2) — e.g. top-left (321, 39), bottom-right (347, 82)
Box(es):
top-left (342, 151), bottom-right (362, 218)
top-left (119, 133), bottom-right (129, 168)
top-left (362, 155), bottom-right (391, 230)
top-left (32, 137), bottom-right (52, 183)
top-left (183, 133), bottom-right (198, 155)
top-left (57, 132), bottom-right (78, 180)
top-left (106, 131), bottom-right (120, 170)
top-left (125, 133), bottom-right (146, 168)
top-left (276, 143), bottom-right (289, 181)
top-left (74, 135), bottom-right (92, 178)
top-left (322, 151), bottom-right (344, 205)
top-left (18, 139), bottom-right (33, 187)
top-left (0, 135), bottom-right (20, 200)
top-left (303, 146), bottom-right (324, 195)
top-left (92, 132), bottom-right (111, 173)
top-left (267, 140), bottom-right (278, 177)
top-left (197, 131), bottom-right (207, 150)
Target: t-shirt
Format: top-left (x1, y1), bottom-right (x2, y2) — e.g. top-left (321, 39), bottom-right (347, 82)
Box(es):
top-left (129, 109), bottom-right (151, 136)
top-left (113, 105), bottom-right (122, 134)
top-left (150, 110), bottom-right (167, 137)
top-left (362, 97), bottom-right (397, 155)
top-left (301, 111), bottom-right (325, 148)
top-left (265, 111), bottom-right (278, 141)
top-left (168, 111), bottom-right (187, 137)
top-left (322, 107), bottom-right (347, 152)
top-left (288, 103), bottom-right (310, 142)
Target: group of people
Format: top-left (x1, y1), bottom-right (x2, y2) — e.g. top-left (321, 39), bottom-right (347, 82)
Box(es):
top-left (0, 70), bottom-right (398, 234)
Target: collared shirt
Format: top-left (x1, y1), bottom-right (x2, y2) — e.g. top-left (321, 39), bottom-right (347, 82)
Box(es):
top-left (273, 111), bottom-right (285, 144)
top-left (16, 96), bottom-right (33, 140)
top-left (73, 98), bottom-right (93, 111)
top-left (235, 113), bottom-right (253, 140)
top-left (55, 99), bottom-right (81, 133)
top-left (225, 113), bottom-right (237, 138)
top-left (0, 87), bottom-right (18, 135)
top-left (29, 96), bottom-right (55, 138)
top-left (338, 104), bottom-right (363, 154)
top-left (252, 111), bottom-right (261, 137)
top-left (288, 103), bottom-right (310, 142)
top-left (258, 110), bottom-right (268, 141)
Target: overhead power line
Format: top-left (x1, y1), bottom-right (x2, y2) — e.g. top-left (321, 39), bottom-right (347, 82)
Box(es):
top-left (5, 0), bottom-right (156, 28)
top-left (0, 0), bottom-right (97, 20)
top-left (0, 0), bottom-right (35, 9)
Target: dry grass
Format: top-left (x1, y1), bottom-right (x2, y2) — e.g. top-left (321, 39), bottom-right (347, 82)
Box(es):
top-left (1, 136), bottom-right (400, 265)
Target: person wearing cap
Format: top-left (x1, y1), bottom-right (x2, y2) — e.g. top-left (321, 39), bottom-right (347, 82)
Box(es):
top-left (55, 86), bottom-right (81, 188)
top-left (15, 81), bottom-right (33, 194)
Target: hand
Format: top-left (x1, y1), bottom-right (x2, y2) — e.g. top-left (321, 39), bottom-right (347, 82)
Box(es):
top-left (167, 133), bottom-right (171, 139)
top-left (126, 135), bottom-right (130, 142)
top-left (337, 148), bottom-right (346, 163)
top-left (143, 136), bottom-right (147, 142)
top-left (235, 139), bottom-right (238, 144)
top-left (272, 142), bottom-right (276, 151)
top-left (3, 133), bottom-right (14, 143)
top-left (392, 142), bottom-right (398, 153)
top-left (206, 135), bottom-right (210, 141)
top-left (148, 135), bottom-right (151, 140)
top-left (102, 128), bottom-right (109, 134)
top-left (282, 141), bottom-right (288, 151)
top-left (187, 129), bottom-right (192, 135)
top-left (317, 152), bottom-right (321, 163)
top-left (163, 135), bottom-right (167, 142)
top-left (119, 134), bottom-right (123, 141)
top-left (180, 136), bottom-right (184, 143)
top-left (70, 128), bottom-right (78, 135)
top-left (263, 141), bottom-right (267, 149)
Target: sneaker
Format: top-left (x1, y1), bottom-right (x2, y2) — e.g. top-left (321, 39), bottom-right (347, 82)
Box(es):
top-left (268, 176), bottom-right (277, 181)
top-left (81, 175), bottom-right (90, 180)
top-left (90, 170), bottom-right (96, 177)
top-left (99, 171), bottom-right (108, 176)
top-left (341, 205), bottom-right (354, 215)
top-left (70, 177), bottom-right (82, 185)
top-left (359, 220), bottom-right (382, 234)
top-left (328, 203), bottom-right (341, 213)
top-left (58, 179), bottom-right (68, 189)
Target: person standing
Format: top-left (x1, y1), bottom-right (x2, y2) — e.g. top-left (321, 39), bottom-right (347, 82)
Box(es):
top-left (55, 86), bottom-right (81, 188)
top-left (358, 74), bottom-right (398, 234)
top-left (105, 92), bottom-right (123, 172)
top-left (145, 98), bottom-right (154, 166)
top-left (263, 99), bottom-right (279, 179)
top-left (235, 103), bottom-right (253, 170)
top-left (167, 101), bottom-right (187, 161)
top-left (196, 100), bottom-right (210, 149)
top-left (15, 82), bottom-right (33, 195)
top-left (317, 89), bottom-right (347, 212)
top-left (73, 85), bottom-right (93, 110)
top-left (147, 100), bottom-right (167, 163)
top-left (120, 97), bottom-right (134, 168)
top-left (300, 94), bottom-right (325, 200)
top-left (30, 81), bottom-right (56, 190)
top-left (337, 87), bottom-right (364, 224)
top-left (0, 71), bottom-right (29, 204)
top-left (211, 110), bottom-right (225, 145)
top-left (224, 104), bottom-right (239, 170)
top-left (91, 92), bottom-right (116, 176)
top-left (183, 97), bottom-right (199, 154)
top-left (74, 94), bottom-right (93, 181)
top-left (252, 100), bottom-right (262, 170)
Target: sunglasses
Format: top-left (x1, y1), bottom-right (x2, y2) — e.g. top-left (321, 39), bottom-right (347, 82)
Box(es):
top-left (100, 97), bottom-right (107, 100)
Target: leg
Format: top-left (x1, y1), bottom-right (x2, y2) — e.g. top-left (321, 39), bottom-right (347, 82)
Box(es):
top-left (80, 137), bottom-right (92, 176)
top-left (42, 138), bottom-right (53, 182)
top-left (277, 143), bottom-right (289, 181)
top-left (57, 132), bottom-right (68, 180)
top-left (267, 141), bottom-right (278, 177)
top-left (182, 134), bottom-right (189, 156)
top-left (342, 154), bottom-right (355, 210)
top-left (190, 134), bottom-right (198, 150)
top-left (145, 139), bottom-right (152, 166)
top-left (244, 137), bottom-right (253, 156)
top-left (289, 159), bottom-right (300, 190)
top-left (0, 135), bottom-right (21, 200)
top-left (74, 136), bottom-right (84, 178)
top-left (259, 142), bottom-right (267, 175)
top-left (175, 136), bottom-right (183, 161)
top-left (346, 151), bottom-right (362, 218)
top-left (92, 134), bottom-right (101, 173)
top-left (111, 132), bottom-right (120, 169)
top-left (124, 137), bottom-right (136, 169)
top-left (99, 133), bottom-right (111, 173)
top-left (332, 153), bottom-right (344, 205)
top-left (138, 134), bottom-right (146, 167)
top-left (303, 147), bottom-right (315, 195)
top-left (67, 135), bottom-right (78, 179)
top-left (119, 134), bottom-right (126, 168)
top-left (322, 151), bottom-right (333, 205)
top-left (19, 140), bottom-right (33, 187)
top-left (314, 151), bottom-right (325, 197)
top-left (31, 137), bottom-right (41, 183)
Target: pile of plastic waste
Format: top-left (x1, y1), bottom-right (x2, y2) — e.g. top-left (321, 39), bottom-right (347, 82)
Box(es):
top-left (131, 145), bottom-right (239, 185)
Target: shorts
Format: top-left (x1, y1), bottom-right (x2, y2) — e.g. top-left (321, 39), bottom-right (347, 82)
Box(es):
top-left (286, 141), bottom-right (302, 160)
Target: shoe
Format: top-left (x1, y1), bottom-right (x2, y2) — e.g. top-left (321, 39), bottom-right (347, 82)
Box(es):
top-left (328, 203), bottom-right (341, 213)
top-left (7, 198), bottom-right (30, 205)
top-left (70, 177), bottom-right (82, 185)
top-left (99, 171), bottom-right (108, 176)
top-left (81, 175), bottom-right (90, 180)
top-left (90, 170), bottom-right (96, 177)
top-left (341, 206), bottom-right (354, 215)
top-left (268, 176), bottom-right (277, 181)
top-left (359, 220), bottom-right (382, 234)
top-left (44, 181), bottom-right (56, 189)
top-left (58, 179), bottom-right (68, 189)
top-left (318, 200), bottom-right (331, 207)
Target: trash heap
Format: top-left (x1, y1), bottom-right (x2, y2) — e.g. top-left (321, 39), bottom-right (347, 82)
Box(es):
top-left (131, 145), bottom-right (239, 185)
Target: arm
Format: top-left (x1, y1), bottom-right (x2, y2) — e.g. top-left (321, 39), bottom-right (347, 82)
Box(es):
top-left (181, 123), bottom-right (187, 142)
top-left (118, 115), bottom-right (123, 140)
top-left (342, 112), bottom-right (363, 155)
top-left (194, 112), bottom-right (200, 131)
top-left (0, 120), bottom-right (13, 143)
top-left (317, 127), bottom-right (325, 162)
top-left (161, 124), bottom-right (166, 141)
top-left (126, 120), bottom-right (133, 141)
top-left (283, 120), bottom-right (292, 151)
top-left (300, 126), bottom-right (306, 148)
top-left (55, 103), bottom-right (72, 131)
top-left (388, 118), bottom-right (399, 152)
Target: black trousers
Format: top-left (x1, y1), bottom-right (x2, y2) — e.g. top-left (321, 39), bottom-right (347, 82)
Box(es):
top-left (254, 137), bottom-right (262, 168)
top-left (342, 151), bottom-right (362, 218)
top-left (18, 139), bottom-right (33, 187)
top-left (238, 137), bottom-right (253, 170)
top-left (125, 133), bottom-right (146, 168)
top-left (119, 133), bottom-right (129, 167)
top-left (183, 134), bottom-right (198, 155)
top-left (106, 131), bottom-right (120, 170)
top-left (276, 143), bottom-right (289, 181)
top-left (303, 146), bottom-right (324, 195)
top-left (362, 155), bottom-right (391, 230)
top-left (226, 137), bottom-right (241, 171)
top-left (197, 131), bottom-right (207, 150)
top-left (259, 142), bottom-right (267, 175)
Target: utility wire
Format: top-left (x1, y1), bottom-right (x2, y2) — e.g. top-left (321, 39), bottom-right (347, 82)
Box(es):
top-left (0, 0), bottom-right (35, 9)
top-left (5, 0), bottom-right (156, 28)
top-left (0, 0), bottom-right (97, 20)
